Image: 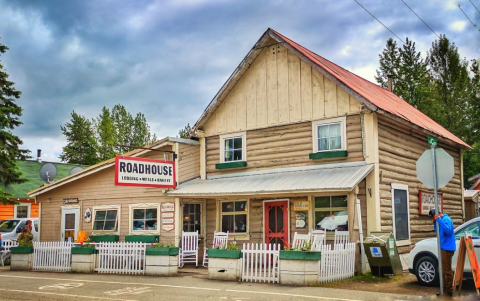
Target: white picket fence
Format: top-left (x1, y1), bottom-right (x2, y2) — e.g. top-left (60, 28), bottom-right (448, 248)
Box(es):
top-left (96, 242), bottom-right (146, 275)
top-left (32, 241), bottom-right (72, 272)
top-left (318, 242), bottom-right (356, 283)
top-left (241, 243), bottom-right (280, 283)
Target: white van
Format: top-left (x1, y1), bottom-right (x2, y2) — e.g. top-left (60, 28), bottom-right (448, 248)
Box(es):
top-left (0, 218), bottom-right (39, 241)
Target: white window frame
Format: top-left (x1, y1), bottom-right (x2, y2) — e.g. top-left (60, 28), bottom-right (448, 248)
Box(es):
top-left (313, 195), bottom-right (349, 241)
top-left (219, 132), bottom-right (247, 163)
top-left (312, 116), bottom-right (347, 153)
top-left (92, 205), bottom-right (121, 235)
top-left (391, 183), bottom-right (411, 246)
top-left (129, 203), bottom-right (161, 235)
top-left (217, 199), bottom-right (250, 239)
top-left (14, 203), bottom-right (31, 218)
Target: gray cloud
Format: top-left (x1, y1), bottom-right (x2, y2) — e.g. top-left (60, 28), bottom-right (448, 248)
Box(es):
top-left (0, 0), bottom-right (478, 162)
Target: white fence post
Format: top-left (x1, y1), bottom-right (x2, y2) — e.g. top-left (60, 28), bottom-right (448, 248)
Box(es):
top-left (241, 243), bottom-right (279, 283)
top-left (318, 242), bottom-right (356, 283)
top-left (96, 242), bottom-right (146, 275)
top-left (32, 241), bottom-right (72, 272)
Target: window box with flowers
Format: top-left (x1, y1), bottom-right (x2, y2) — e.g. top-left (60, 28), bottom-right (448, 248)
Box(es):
top-left (207, 242), bottom-right (242, 281)
top-left (279, 242), bottom-right (321, 286)
top-left (71, 239), bottom-right (97, 273)
top-left (10, 246), bottom-right (33, 271)
top-left (145, 242), bottom-right (179, 276)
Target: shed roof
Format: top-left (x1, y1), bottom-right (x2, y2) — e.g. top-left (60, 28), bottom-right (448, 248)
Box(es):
top-left (27, 137), bottom-right (200, 197)
top-left (168, 161), bottom-right (373, 197)
top-left (193, 28), bottom-right (470, 150)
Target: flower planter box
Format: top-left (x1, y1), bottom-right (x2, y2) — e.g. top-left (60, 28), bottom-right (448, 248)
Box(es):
top-left (207, 250), bottom-right (242, 281)
top-left (146, 247), bottom-right (179, 256)
top-left (71, 247), bottom-right (96, 273)
top-left (208, 249), bottom-right (242, 259)
top-left (71, 247), bottom-right (97, 255)
top-left (145, 248), bottom-right (179, 276)
top-left (89, 235), bottom-right (119, 242)
top-left (125, 235), bottom-right (159, 243)
top-left (10, 247), bottom-right (33, 271)
top-left (279, 251), bottom-right (321, 286)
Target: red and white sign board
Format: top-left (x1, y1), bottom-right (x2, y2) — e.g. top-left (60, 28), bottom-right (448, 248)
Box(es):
top-left (115, 156), bottom-right (176, 188)
top-left (419, 190), bottom-right (443, 215)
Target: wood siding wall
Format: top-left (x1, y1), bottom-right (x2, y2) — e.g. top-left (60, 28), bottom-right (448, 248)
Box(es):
top-left (36, 146), bottom-right (185, 244)
top-left (0, 200), bottom-right (39, 220)
top-left (203, 38), bottom-right (361, 137)
top-left (377, 114), bottom-right (463, 249)
top-left (206, 115), bottom-right (363, 176)
top-left (178, 143), bottom-right (200, 183)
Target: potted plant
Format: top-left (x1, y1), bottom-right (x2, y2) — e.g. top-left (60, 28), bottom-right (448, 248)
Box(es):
top-left (207, 241), bottom-right (242, 281)
top-left (279, 241), bottom-right (322, 286)
top-left (71, 239), bottom-right (97, 273)
top-left (145, 242), bottom-right (179, 276)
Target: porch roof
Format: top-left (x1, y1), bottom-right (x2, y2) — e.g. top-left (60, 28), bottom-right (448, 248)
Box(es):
top-left (169, 161), bottom-right (373, 197)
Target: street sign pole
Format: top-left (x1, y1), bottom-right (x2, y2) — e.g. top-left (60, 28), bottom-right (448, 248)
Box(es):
top-left (431, 141), bottom-right (443, 296)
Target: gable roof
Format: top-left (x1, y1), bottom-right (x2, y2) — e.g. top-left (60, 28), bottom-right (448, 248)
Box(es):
top-left (27, 137), bottom-right (200, 198)
top-left (0, 161), bottom-right (87, 199)
top-left (193, 28), bottom-right (471, 150)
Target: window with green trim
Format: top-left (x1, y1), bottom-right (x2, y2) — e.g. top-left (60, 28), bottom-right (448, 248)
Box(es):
top-left (93, 209), bottom-right (119, 232)
top-left (312, 117), bottom-right (346, 153)
top-left (220, 132), bottom-right (246, 163)
top-left (220, 200), bottom-right (248, 234)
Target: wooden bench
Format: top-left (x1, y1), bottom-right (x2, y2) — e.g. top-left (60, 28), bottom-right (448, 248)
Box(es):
top-left (1, 240), bottom-right (19, 266)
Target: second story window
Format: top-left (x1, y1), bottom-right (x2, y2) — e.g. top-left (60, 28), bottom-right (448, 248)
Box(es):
top-left (220, 132), bottom-right (246, 163)
top-left (312, 117), bottom-right (346, 153)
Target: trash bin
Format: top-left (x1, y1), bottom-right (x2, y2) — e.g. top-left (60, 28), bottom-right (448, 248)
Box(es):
top-left (363, 232), bottom-right (403, 276)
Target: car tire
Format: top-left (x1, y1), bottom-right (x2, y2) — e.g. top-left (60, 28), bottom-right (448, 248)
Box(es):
top-left (415, 256), bottom-right (439, 286)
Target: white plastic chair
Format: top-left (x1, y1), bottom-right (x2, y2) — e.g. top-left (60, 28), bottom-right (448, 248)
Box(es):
top-left (311, 230), bottom-right (326, 251)
top-left (179, 231), bottom-right (199, 268)
top-left (334, 230), bottom-right (349, 249)
top-left (202, 231), bottom-right (228, 267)
top-left (292, 232), bottom-right (311, 250)
top-left (0, 240), bottom-right (18, 266)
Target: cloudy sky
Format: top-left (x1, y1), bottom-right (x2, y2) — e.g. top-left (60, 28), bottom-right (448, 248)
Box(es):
top-left (0, 0), bottom-right (479, 162)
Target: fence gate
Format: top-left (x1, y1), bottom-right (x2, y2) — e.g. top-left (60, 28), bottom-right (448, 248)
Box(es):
top-left (319, 242), bottom-right (356, 283)
top-left (33, 241), bottom-right (72, 272)
top-left (242, 243), bottom-right (279, 283)
top-left (96, 242), bottom-right (146, 275)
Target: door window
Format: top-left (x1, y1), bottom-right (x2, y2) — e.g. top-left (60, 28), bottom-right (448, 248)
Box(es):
top-left (183, 203), bottom-right (201, 234)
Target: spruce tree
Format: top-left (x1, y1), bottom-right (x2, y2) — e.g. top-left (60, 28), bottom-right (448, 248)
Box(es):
top-left (0, 39), bottom-right (30, 205)
top-left (59, 111), bottom-right (98, 165)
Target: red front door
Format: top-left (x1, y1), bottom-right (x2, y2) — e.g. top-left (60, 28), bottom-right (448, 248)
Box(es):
top-left (264, 201), bottom-right (289, 250)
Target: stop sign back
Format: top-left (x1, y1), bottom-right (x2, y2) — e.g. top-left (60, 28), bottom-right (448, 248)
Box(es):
top-left (416, 148), bottom-right (454, 189)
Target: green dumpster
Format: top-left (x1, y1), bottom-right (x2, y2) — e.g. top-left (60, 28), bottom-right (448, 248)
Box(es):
top-left (363, 232), bottom-right (402, 276)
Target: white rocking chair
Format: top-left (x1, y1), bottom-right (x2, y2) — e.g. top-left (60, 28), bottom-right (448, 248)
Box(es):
top-left (292, 232), bottom-right (311, 250)
top-left (202, 231), bottom-right (228, 267)
top-left (334, 230), bottom-right (349, 249)
top-left (179, 231), bottom-right (199, 268)
top-left (311, 229), bottom-right (326, 251)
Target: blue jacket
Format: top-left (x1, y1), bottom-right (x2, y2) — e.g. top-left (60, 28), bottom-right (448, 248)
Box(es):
top-left (433, 213), bottom-right (456, 252)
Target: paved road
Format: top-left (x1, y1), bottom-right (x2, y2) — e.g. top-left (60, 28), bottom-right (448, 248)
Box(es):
top-left (0, 269), bottom-right (472, 301)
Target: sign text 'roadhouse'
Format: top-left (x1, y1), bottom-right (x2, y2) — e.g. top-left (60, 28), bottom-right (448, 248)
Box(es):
top-left (115, 156), bottom-right (176, 188)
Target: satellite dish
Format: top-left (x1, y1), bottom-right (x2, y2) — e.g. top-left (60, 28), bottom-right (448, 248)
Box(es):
top-left (69, 167), bottom-right (83, 175)
top-left (39, 163), bottom-right (57, 183)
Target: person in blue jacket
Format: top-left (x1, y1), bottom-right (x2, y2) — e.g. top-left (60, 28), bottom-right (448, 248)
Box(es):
top-left (429, 208), bottom-right (456, 297)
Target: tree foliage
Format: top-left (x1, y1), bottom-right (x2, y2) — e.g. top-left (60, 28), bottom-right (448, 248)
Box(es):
top-left (179, 123), bottom-right (192, 138)
top-left (0, 39), bottom-right (30, 205)
top-left (376, 36), bottom-right (480, 188)
top-left (60, 104), bottom-right (157, 164)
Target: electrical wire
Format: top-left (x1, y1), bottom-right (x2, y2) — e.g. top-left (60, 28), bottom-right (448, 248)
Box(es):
top-left (353, 0), bottom-right (405, 44)
top-left (399, 0), bottom-right (440, 38)
top-left (458, 4), bottom-right (480, 32)
top-left (469, 0), bottom-right (480, 15)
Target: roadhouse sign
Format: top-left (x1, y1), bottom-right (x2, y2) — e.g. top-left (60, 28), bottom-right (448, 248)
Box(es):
top-left (115, 156), bottom-right (176, 188)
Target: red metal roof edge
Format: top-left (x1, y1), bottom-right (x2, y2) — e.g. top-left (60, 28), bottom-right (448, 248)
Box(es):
top-left (269, 29), bottom-right (471, 150)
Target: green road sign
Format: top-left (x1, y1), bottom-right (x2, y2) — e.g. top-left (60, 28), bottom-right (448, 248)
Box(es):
top-left (427, 136), bottom-right (437, 147)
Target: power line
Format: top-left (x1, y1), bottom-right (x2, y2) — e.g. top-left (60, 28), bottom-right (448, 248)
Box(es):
top-left (399, 0), bottom-right (440, 38)
top-left (353, 0), bottom-right (405, 45)
top-left (469, 0), bottom-right (480, 15)
top-left (458, 4), bottom-right (480, 32)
